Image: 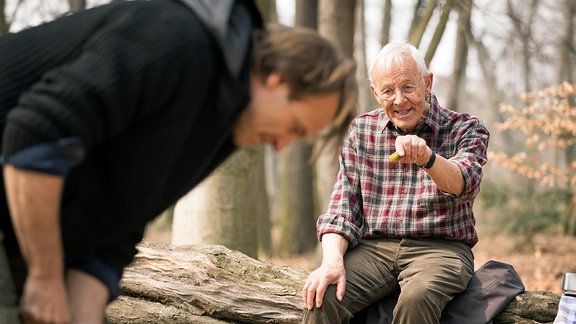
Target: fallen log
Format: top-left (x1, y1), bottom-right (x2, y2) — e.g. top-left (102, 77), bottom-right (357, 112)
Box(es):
top-left (105, 242), bottom-right (561, 324)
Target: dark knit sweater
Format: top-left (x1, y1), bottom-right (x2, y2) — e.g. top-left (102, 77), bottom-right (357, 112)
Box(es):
top-left (0, 0), bottom-right (262, 271)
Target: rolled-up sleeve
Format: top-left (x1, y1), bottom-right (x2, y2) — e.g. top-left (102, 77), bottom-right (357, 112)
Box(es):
top-left (449, 117), bottom-right (490, 202)
top-left (316, 125), bottom-right (365, 248)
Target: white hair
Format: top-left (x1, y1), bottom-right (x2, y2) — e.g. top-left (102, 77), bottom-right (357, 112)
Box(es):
top-left (368, 42), bottom-right (428, 84)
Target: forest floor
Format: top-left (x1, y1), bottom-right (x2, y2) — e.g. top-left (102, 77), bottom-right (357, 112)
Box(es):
top-left (144, 225), bottom-right (576, 295)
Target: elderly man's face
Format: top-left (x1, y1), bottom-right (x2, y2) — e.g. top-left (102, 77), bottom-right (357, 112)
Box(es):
top-left (370, 54), bottom-right (432, 133)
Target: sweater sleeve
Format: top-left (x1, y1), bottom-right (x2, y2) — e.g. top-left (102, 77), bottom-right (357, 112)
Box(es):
top-left (1, 1), bottom-right (219, 175)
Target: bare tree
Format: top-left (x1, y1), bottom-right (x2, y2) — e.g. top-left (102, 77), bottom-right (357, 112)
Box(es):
top-left (424, 0), bottom-right (455, 66)
top-left (273, 0), bottom-right (318, 257)
top-left (315, 0), bottom-right (356, 215)
top-left (172, 148), bottom-right (262, 258)
top-left (295, 0), bottom-right (317, 29)
top-left (408, 0), bottom-right (437, 47)
top-left (355, 0), bottom-right (378, 114)
top-left (558, 0), bottom-right (575, 85)
top-left (445, 0), bottom-right (472, 111)
top-left (558, 0), bottom-right (576, 235)
top-left (506, 0), bottom-right (540, 93)
top-left (379, 0), bottom-right (392, 47)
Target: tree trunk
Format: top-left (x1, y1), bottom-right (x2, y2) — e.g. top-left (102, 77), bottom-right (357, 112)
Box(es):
top-left (315, 0), bottom-right (356, 213)
top-left (355, 0), bottom-right (378, 115)
top-left (172, 147), bottom-right (265, 259)
top-left (275, 143), bottom-right (317, 256)
top-left (408, 0), bottom-right (437, 47)
top-left (506, 0), bottom-right (540, 93)
top-left (106, 242), bottom-right (561, 324)
top-left (272, 0), bottom-right (318, 258)
top-left (558, 0), bottom-right (575, 85)
top-left (379, 0), bottom-right (392, 47)
top-left (67, 0), bottom-right (86, 12)
top-left (295, 0), bottom-right (317, 29)
top-left (424, 0), bottom-right (455, 67)
top-left (558, 0), bottom-right (576, 236)
top-left (252, 0), bottom-right (277, 257)
top-left (445, 0), bottom-right (471, 112)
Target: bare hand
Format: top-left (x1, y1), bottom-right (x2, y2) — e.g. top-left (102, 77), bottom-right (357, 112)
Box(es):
top-left (394, 135), bottom-right (431, 166)
top-left (302, 258), bottom-right (346, 310)
top-left (20, 275), bottom-right (70, 324)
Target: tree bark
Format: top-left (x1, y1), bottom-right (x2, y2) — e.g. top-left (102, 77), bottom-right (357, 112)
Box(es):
top-left (172, 147), bottom-right (265, 259)
top-left (275, 142), bottom-right (317, 256)
top-left (295, 0), bottom-right (317, 29)
top-left (315, 0), bottom-right (357, 214)
top-left (379, 0), bottom-right (392, 47)
top-left (272, 0), bottom-right (318, 258)
top-left (106, 242), bottom-right (560, 324)
top-left (424, 0), bottom-right (454, 67)
top-left (67, 0), bottom-right (86, 13)
top-left (445, 0), bottom-right (472, 112)
top-left (106, 242), bottom-right (307, 324)
top-left (408, 0), bottom-right (437, 47)
top-left (355, 0), bottom-right (379, 115)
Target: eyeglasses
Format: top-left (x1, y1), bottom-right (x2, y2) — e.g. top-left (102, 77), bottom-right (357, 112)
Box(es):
top-left (374, 84), bottom-right (418, 100)
top-left (374, 77), bottom-right (424, 100)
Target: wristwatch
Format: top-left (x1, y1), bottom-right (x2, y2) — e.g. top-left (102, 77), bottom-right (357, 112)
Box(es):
top-left (420, 152), bottom-right (436, 169)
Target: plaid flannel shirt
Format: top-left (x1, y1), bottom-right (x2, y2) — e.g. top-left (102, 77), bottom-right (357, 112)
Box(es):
top-left (317, 95), bottom-right (490, 248)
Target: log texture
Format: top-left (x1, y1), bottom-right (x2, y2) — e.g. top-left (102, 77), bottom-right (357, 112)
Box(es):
top-left (106, 242), bottom-right (560, 324)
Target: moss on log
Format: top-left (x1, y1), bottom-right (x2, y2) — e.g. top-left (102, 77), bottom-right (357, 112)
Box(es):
top-left (106, 242), bottom-right (560, 324)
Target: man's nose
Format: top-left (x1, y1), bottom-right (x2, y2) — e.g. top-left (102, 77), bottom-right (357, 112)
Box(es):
top-left (393, 89), bottom-right (406, 105)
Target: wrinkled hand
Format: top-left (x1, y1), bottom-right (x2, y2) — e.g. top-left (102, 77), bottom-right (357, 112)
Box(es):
top-left (394, 134), bottom-right (431, 166)
top-left (302, 258), bottom-right (346, 310)
top-left (20, 275), bottom-right (70, 324)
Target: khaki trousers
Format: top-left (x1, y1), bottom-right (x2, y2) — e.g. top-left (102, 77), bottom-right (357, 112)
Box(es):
top-left (0, 231), bottom-right (21, 324)
top-left (302, 238), bottom-right (474, 324)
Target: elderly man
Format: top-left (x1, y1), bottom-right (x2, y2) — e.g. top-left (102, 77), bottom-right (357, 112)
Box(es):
top-left (302, 42), bottom-right (489, 323)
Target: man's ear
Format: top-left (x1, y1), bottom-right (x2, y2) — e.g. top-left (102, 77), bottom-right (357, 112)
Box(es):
top-left (369, 83), bottom-right (382, 104)
top-left (425, 72), bottom-right (434, 92)
top-left (265, 72), bottom-right (283, 88)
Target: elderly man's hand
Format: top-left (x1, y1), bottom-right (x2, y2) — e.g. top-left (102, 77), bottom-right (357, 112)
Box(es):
top-left (394, 134), bottom-right (432, 166)
top-left (302, 256), bottom-right (346, 310)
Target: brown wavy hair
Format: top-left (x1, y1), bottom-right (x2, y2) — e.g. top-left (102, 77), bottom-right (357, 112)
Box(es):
top-left (251, 25), bottom-right (358, 142)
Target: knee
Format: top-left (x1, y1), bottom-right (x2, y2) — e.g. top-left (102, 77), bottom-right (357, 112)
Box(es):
top-left (302, 285), bottom-right (354, 324)
top-left (313, 284), bottom-right (344, 313)
top-left (396, 284), bottom-right (442, 316)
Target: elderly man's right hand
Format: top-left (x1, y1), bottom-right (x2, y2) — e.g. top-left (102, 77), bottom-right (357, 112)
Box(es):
top-left (302, 233), bottom-right (350, 310)
top-left (302, 257), bottom-right (347, 310)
